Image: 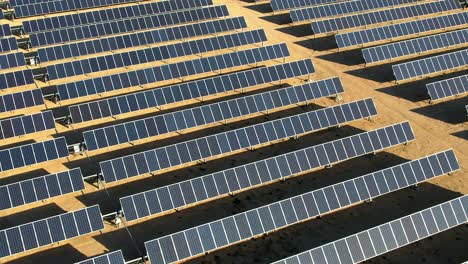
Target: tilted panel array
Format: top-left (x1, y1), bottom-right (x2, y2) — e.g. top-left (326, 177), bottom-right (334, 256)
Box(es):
top-left (69, 59), bottom-right (314, 124)
top-left (99, 99), bottom-right (384, 184)
top-left (14, 0), bottom-right (140, 18)
top-left (47, 29), bottom-right (267, 80)
top-left (427, 74), bottom-right (468, 101)
top-left (0, 24), bottom-right (11, 37)
top-left (84, 76), bottom-right (340, 151)
top-left (75, 250), bottom-right (125, 264)
top-left (271, 0), bottom-right (349, 12)
top-left (120, 98), bottom-right (380, 222)
top-left (0, 205), bottom-right (104, 258)
top-left (0, 53), bottom-right (26, 70)
top-left (272, 194), bottom-right (467, 264)
top-left (336, 12), bottom-right (468, 49)
top-left (10, 0), bottom-right (56, 6)
top-left (0, 89), bottom-right (44, 113)
top-left (23, 0), bottom-right (213, 33)
top-left (311, 0), bottom-right (461, 34)
top-left (362, 29), bottom-right (468, 64)
top-left (0, 69), bottom-right (35, 90)
top-left (0, 137), bottom-right (68, 172)
top-left (38, 17), bottom-right (247, 63)
top-left (0, 37), bottom-right (18, 54)
top-left (392, 49), bottom-right (468, 82)
top-left (0, 111), bottom-right (55, 140)
top-left (145, 141), bottom-right (457, 264)
top-left (57, 43), bottom-right (290, 101)
top-left (30, 5), bottom-right (229, 47)
top-left (290, 0), bottom-right (421, 22)
top-left (0, 168), bottom-right (84, 210)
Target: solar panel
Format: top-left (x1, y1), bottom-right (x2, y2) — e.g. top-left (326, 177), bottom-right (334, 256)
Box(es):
top-left (119, 98), bottom-right (382, 222)
top-left (84, 77), bottom-right (341, 151)
top-left (29, 5), bottom-right (229, 47)
top-left (144, 146), bottom-right (455, 264)
top-left (10, 0), bottom-right (55, 6)
top-left (23, 0), bottom-right (214, 34)
top-left (0, 205), bottom-right (104, 258)
top-left (362, 29), bottom-right (468, 64)
top-left (272, 194), bottom-right (467, 264)
top-left (0, 137), bottom-right (69, 172)
top-left (0, 24), bottom-right (12, 37)
top-left (427, 74), bottom-right (468, 101)
top-left (68, 59), bottom-right (314, 124)
top-left (392, 49), bottom-right (468, 82)
top-left (311, 0), bottom-right (461, 35)
top-left (75, 250), bottom-right (125, 264)
top-left (56, 43), bottom-right (290, 101)
top-left (271, 0), bottom-right (351, 12)
top-left (0, 111), bottom-right (55, 140)
top-left (99, 99), bottom-right (385, 184)
top-left (37, 16), bottom-right (247, 63)
top-left (0, 37), bottom-right (18, 54)
top-left (14, 0), bottom-right (140, 18)
top-left (0, 89), bottom-right (44, 114)
top-left (0, 10), bottom-right (3, 20)
top-left (0, 52), bottom-right (26, 70)
top-left (290, 0), bottom-right (421, 23)
top-left (0, 69), bottom-right (35, 90)
top-left (46, 29), bottom-right (267, 80)
top-left (336, 12), bottom-right (468, 49)
top-left (0, 168), bottom-right (84, 211)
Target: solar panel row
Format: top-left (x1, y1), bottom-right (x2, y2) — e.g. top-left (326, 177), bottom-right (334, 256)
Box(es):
top-left (23, 0), bottom-right (213, 33)
top-left (362, 29), bottom-right (468, 64)
top-left (83, 77), bottom-right (339, 151)
top-left (0, 205), bottom-right (104, 258)
top-left (46, 29), bottom-right (267, 80)
top-left (0, 37), bottom-right (18, 54)
top-left (75, 250), bottom-right (125, 264)
top-left (15, 0), bottom-right (140, 18)
top-left (0, 52), bottom-right (26, 70)
top-left (0, 24), bottom-right (12, 37)
top-left (311, 0), bottom-right (461, 34)
top-left (144, 143), bottom-right (455, 264)
top-left (68, 59), bottom-right (314, 124)
top-left (99, 99), bottom-right (381, 183)
top-left (336, 12), bottom-right (468, 49)
top-left (10, 0), bottom-right (56, 7)
top-left (0, 69), bottom-right (35, 90)
top-left (272, 194), bottom-right (467, 264)
top-left (56, 43), bottom-right (290, 101)
top-left (0, 111), bottom-right (55, 140)
top-left (427, 74), bottom-right (468, 101)
top-left (271, 0), bottom-right (349, 12)
top-left (0, 89), bottom-right (44, 114)
top-left (290, 0), bottom-right (421, 22)
top-left (120, 98), bottom-right (379, 222)
top-left (30, 5), bottom-right (229, 47)
top-left (0, 168), bottom-right (84, 210)
top-left (0, 137), bottom-right (68, 172)
top-left (37, 16), bottom-right (247, 63)
top-left (392, 49), bottom-right (468, 81)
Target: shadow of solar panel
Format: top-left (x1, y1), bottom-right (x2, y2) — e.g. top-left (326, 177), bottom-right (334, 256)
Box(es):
top-left (69, 59), bottom-right (313, 124)
top-left (427, 74), bottom-right (468, 101)
top-left (273, 193), bottom-right (467, 264)
top-left (0, 137), bottom-right (68, 172)
top-left (0, 69), bottom-right (35, 90)
top-left (392, 49), bottom-right (468, 81)
top-left (37, 16), bottom-right (247, 63)
top-left (0, 111), bottom-right (55, 140)
top-left (119, 98), bottom-right (382, 222)
top-left (23, 0), bottom-right (213, 33)
top-left (271, 0), bottom-right (347, 12)
top-left (0, 37), bottom-right (18, 54)
top-left (0, 24), bottom-right (11, 37)
top-left (0, 52), bottom-right (26, 70)
top-left (0, 89), bottom-right (43, 113)
top-left (362, 29), bottom-right (468, 64)
top-left (99, 98), bottom-right (385, 184)
top-left (0, 205), bottom-right (104, 258)
top-left (144, 145), bottom-right (457, 264)
top-left (290, 0), bottom-right (421, 22)
top-left (29, 5), bottom-right (229, 47)
top-left (74, 250), bottom-right (125, 264)
top-left (57, 43), bottom-right (290, 101)
top-left (0, 168), bottom-right (84, 210)
top-left (46, 29), bottom-right (267, 80)
top-left (84, 75), bottom-right (343, 151)
top-left (311, 0), bottom-right (461, 34)
top-left (336, 12), bottom-right (468, 48)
